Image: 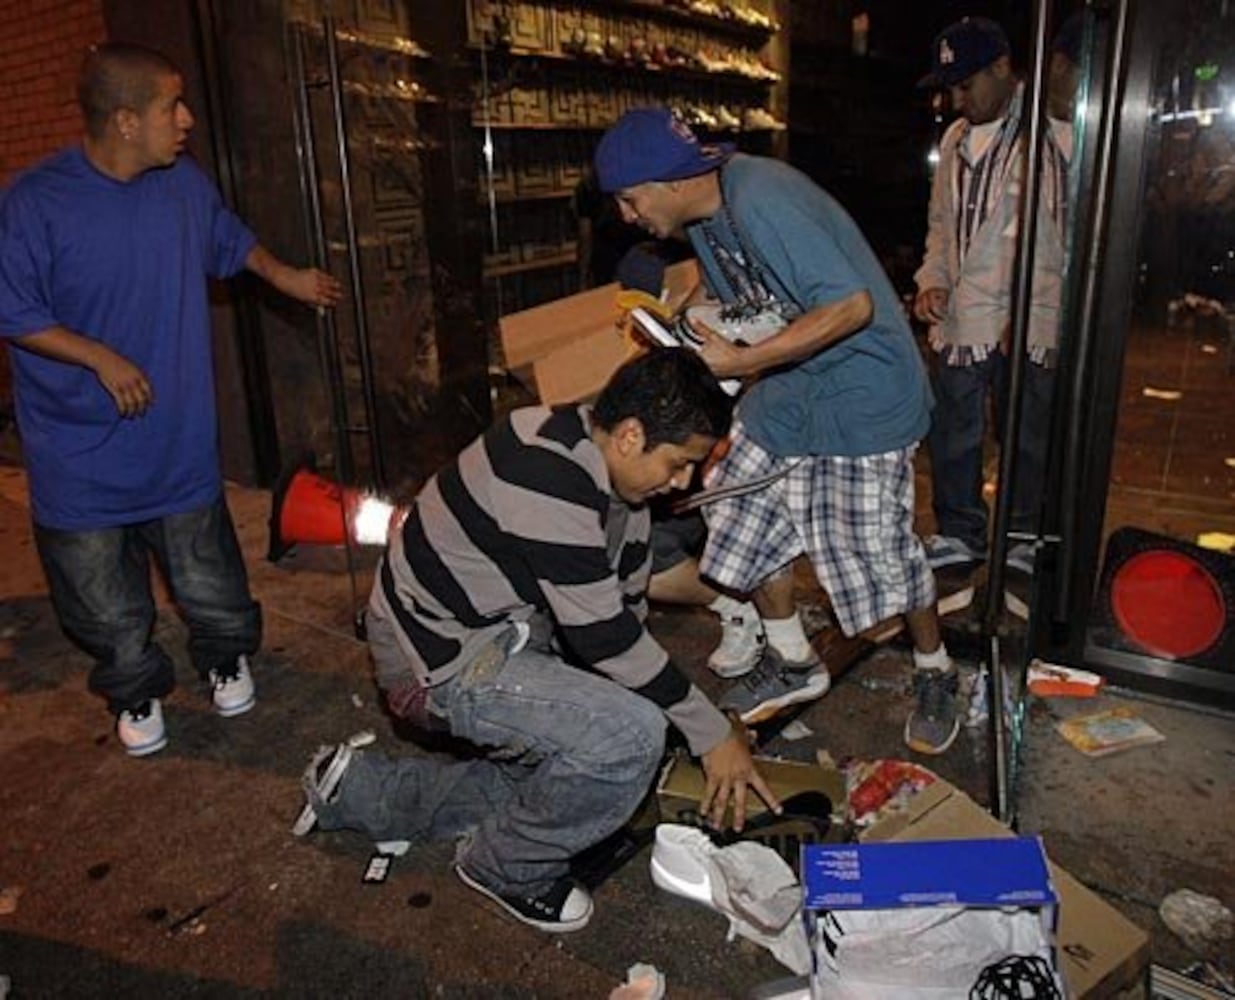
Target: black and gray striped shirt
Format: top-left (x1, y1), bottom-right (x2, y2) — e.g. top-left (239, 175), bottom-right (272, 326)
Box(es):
top-left (373, 404), bottom-right (731, 755)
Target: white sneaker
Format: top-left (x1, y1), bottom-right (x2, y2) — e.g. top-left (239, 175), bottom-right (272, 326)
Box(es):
top-left (649, 824), bottom-right (718, 909)
top-left (210, 654), bottom-right (256, 717)
top-left (708, 611), bottom-right (765, 678)
top-left (117, 699), bottom-right (168, 757)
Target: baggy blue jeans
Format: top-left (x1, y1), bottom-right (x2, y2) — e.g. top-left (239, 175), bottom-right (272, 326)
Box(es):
top-left (928, 351), bottom-right (1056, 552)
top-left (315, 626), bottom-right (668, 898)
top-left (33, 495), bottom-right (261, 715)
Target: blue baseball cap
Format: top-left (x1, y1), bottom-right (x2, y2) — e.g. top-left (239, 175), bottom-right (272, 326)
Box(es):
top-left (917, 16), bottom-right (1011, 89)
top-left (595, 107), bottom-right (734, 193)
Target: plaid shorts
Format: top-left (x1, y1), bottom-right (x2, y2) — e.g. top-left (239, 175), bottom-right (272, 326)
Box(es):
top-left (699, 423), bottom-right (936, 636)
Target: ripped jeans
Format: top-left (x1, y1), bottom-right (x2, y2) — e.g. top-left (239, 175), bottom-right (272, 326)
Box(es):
top-left (316, 616), bottom-right (667, 897)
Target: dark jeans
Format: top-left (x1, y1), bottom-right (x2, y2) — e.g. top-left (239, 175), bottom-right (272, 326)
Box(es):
top-left (326, 613), bottom-right (667, 897)
top-left (34, 496), bottom-right (261, 715)
top-left (928, 351), bottom-right (1056, 552)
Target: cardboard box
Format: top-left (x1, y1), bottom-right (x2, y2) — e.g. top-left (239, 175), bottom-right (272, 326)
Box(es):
top-left (802, 837), bottom-right (1062, 998)
top-left (498, 259), bottom-right (700, 404)
top-left (655, 752), bottom-right (846, 829)
top-left (860, 780), bottom-right (1150, 999)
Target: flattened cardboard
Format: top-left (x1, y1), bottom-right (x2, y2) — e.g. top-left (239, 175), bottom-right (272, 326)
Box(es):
top-left (498, 260), bottom-right (701, 404)
top-left (656, 753), bottom-right (846, 829)
top-left (861, 780), bottom-right (1150, 999)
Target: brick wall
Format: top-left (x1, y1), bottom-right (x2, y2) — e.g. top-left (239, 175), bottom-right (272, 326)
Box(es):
top-left (0, 0), bottom-right (105, 412)
top-left (0, 0), bottom-right (105, 183)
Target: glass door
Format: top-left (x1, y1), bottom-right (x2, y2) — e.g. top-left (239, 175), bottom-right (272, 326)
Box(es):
top-left (1032, 0), bottom-right (1235, 710)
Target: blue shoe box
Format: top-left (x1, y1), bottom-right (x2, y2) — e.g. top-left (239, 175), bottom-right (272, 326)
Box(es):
top-left (801, 837), bottom-right (1061, 997)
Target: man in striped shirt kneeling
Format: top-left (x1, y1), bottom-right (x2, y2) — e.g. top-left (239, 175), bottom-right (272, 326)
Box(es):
top-left (296, 349), bottom-right (780, 933)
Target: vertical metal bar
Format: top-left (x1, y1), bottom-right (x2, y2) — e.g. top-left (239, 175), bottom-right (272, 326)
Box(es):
top-left (288, 19), bottom-right (361, 624)
top-left (477, 27), bottom-right (504, 320)
top-left (1055, 0), bottom-right (1133, 622)
top-left (985, 0), bottom-right (1053, 823)
top-left (323, 14), bottom-right (388, 489)
top-left (289, 21), bottom-right (356, 487)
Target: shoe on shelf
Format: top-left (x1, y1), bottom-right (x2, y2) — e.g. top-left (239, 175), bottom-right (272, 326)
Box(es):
top-left (922, 534), bottom-right (986, 570)
top-left (718, 647), bottom-right (831, 725)
top-left (455, 864), bottom-right (593, 933)
top-left (708, 612), bottom-right (765, 679)
top-left (210, 654), bottom-right (256, 717)
top-left (117, 699), bottom-right (168, 757)
top-left (904, 668), bottom-right (960, 755)
top-left (1006, 542), bottom-right (1036, 576)
top-left (292, 742), bottom-right (355, 836)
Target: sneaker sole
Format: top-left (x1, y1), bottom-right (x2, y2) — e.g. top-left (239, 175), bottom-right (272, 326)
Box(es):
top-left (737, 670), bottom-right (832, 726)
top-left (902, 714), bottom-right (960, 756)
top-left (455, 865), bottom-right (592, 933)
top-left (291, 744), bottom-right (353, 837)
top-left (927, 553), bottom-right (985, 570)
top-left (214, 694), bottom-right (256, 718)
top-left (123, 734), bottom-right (168, 757)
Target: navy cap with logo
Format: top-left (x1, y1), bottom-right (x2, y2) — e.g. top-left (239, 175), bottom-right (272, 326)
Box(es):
top-left (917, 16), bottom-right (1011, 89)
top-left (594, 107), bottom-right (734, 193)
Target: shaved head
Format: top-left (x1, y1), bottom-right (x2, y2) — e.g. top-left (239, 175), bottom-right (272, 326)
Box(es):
top-left (78, 42), bottom-right (180, 139)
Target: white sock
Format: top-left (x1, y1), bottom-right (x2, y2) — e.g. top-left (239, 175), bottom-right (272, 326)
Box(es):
top-left (707, 594), bottom-right (755, 622)
top-left (763, 614), bottom-right (812, 661)
top-left (913, 643), bottom-right (953, 672)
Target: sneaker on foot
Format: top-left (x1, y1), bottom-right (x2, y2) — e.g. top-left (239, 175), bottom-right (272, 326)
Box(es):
top-left (292, 742), bottom-right (354, 836)
top-left (210, 654), bottom-right (256, 717)
top-left (923, 534), bottom-right (986, 570)
top-left (117, 699), bottom-right (168, 757)
top-left (904, 668), bottom-right (960, 755)
top-left (708, 612), bottom-right (765, 679)
top-left (1006, 542), bottom-right (1036, 575)
top-left (718, 647), bottom-right (830, 725)
top-left (455, 864), bottom-right (593, 933)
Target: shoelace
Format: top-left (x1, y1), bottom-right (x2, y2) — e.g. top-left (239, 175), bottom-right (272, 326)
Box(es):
top-left (916, 670), bottom-right (958, 720)
top-left (738, 652), bottom-right (788, 693)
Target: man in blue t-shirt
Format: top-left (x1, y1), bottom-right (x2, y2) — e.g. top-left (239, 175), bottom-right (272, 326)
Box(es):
top-left (0, 43), bottom-right (342, 756)
top-left (595, 107), bottom-right (962, 755)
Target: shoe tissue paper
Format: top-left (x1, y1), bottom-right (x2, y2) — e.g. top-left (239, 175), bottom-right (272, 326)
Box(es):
top-left (801, 838), bottom-right (1065, 999)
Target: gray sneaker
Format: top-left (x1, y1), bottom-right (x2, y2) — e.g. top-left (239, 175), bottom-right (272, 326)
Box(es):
top-left (718, 647), bottom-right (831, 725)
top-left (904, 668), bottom-right (960, 755)
top-left (292, 743), bottom-right (354, 836)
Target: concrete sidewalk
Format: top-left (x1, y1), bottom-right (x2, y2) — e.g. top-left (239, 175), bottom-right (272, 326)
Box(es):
top-left (1, 465), bottom-right (1232, 998)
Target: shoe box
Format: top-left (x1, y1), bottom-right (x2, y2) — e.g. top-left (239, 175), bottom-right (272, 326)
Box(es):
top-left (848, 779), bottom-right (1150, 999)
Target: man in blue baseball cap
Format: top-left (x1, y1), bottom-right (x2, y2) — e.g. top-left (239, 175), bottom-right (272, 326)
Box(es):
top-left (913, 14), bottom-right (1072, 613)
top-left (595, 107), bottom-right (964, 755)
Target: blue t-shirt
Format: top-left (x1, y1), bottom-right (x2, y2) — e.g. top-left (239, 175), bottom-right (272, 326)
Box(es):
top-left (687, 155), bottom-right (932, 457)
top-left (0, 148), bottom-right (257, 529)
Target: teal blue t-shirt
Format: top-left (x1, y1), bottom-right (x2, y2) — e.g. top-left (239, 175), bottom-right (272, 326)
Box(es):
top-left (0, 148), bottom-right (257, 529)
top-left (687, 154), bottom-right (932, 457)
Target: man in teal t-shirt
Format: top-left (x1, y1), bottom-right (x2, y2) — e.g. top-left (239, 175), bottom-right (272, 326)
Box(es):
top-left (0, 43), bottom-right (342, 756)
top-left (595, 107), bottom-right (961, 755)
